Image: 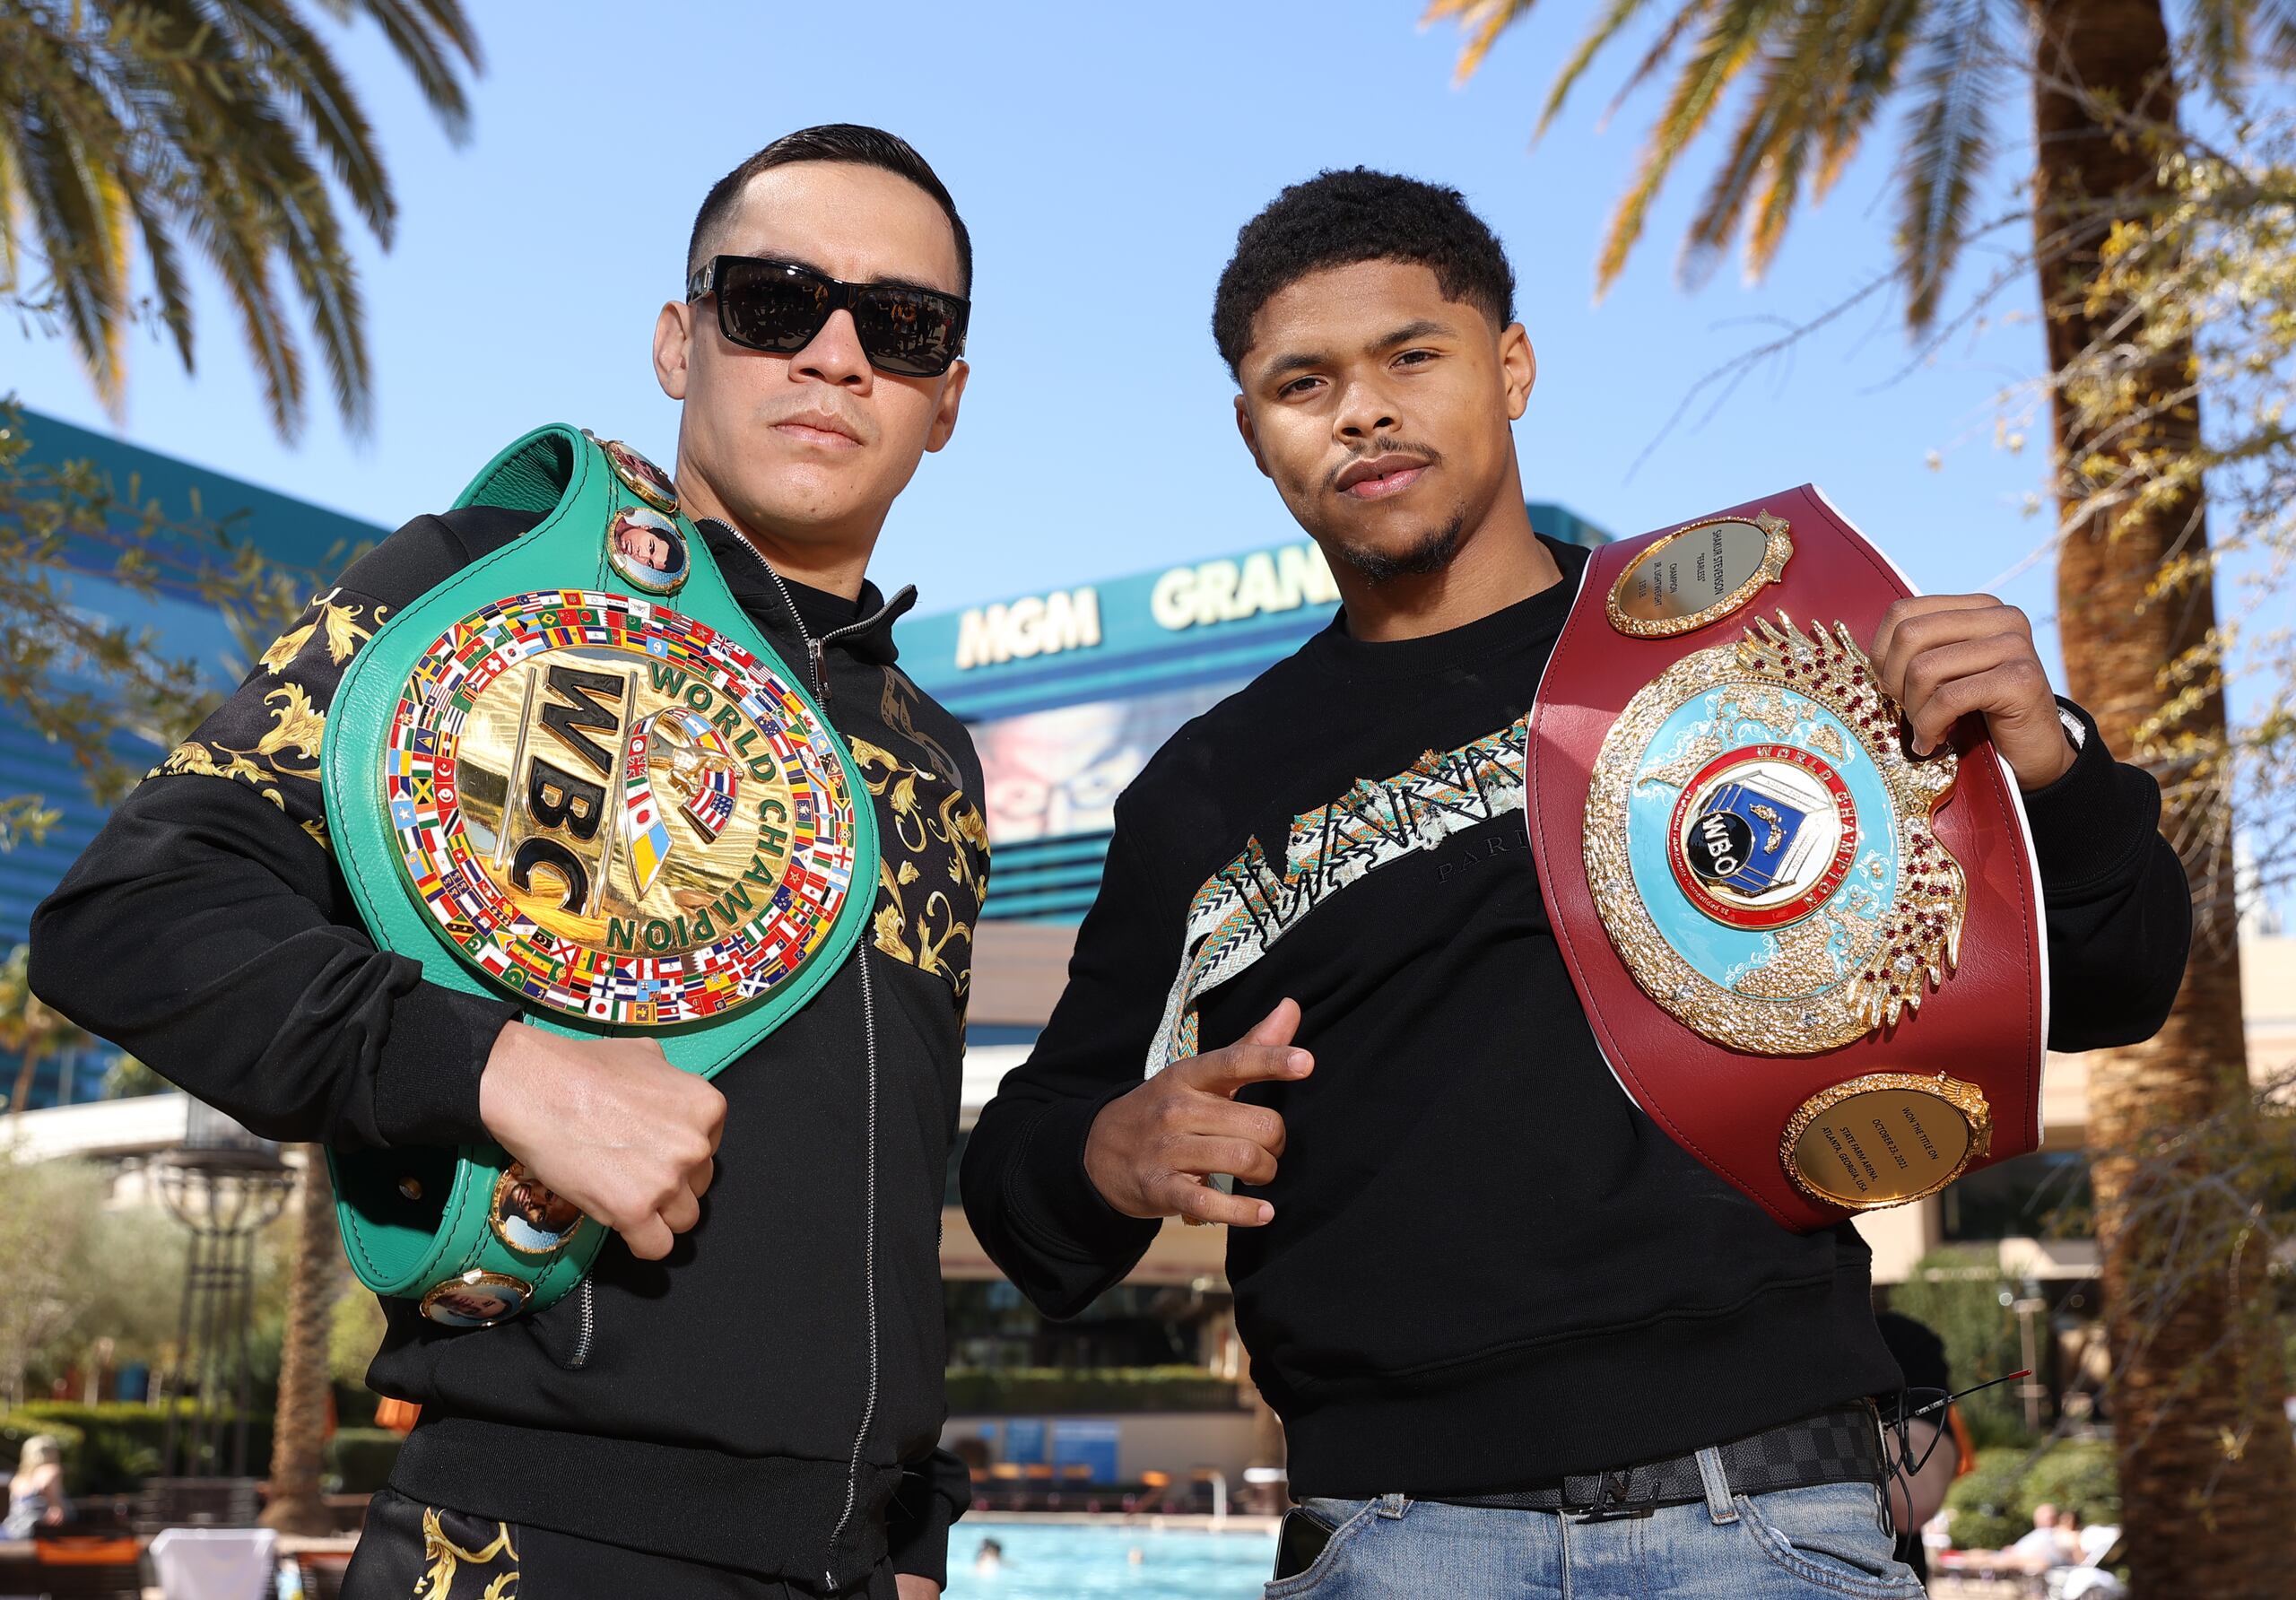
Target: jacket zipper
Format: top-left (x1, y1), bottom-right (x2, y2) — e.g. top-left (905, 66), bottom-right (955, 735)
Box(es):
top-left (568, 1276), bottom-right (595, 1370)
top-left (723, 531), bottom-right (885, 1588)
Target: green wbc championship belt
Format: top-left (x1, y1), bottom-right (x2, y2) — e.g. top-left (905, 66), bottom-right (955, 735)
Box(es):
top-left (321, 424), bottom-right (879, 1326)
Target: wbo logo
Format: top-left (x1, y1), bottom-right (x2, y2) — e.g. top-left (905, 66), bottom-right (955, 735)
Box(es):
top-left (1667, 743), bottom-right (1858, 931)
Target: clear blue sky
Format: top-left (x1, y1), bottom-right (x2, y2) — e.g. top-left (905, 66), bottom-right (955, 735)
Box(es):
top-left (8, 0), bottom-right (2072, 639)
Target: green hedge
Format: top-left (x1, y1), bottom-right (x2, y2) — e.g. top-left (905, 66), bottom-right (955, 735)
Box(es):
top-left (324, 1428), bottom-right (403, 1495)
top-left (1945, 1439), bottom-right (2120, 1550)
top-left (2022, 1441), bottom-right (2119, 1526)
top-left (944, 1366), bottom-right (1248, 1414)
top-left (0, 1403), bottom-right (274, 1494)
top-left (1945, 1452), bottom-right (2028, 1549)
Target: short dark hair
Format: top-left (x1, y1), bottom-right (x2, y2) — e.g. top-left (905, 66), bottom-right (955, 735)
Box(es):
top-left (686, 124), bottom-right (972, 295)
top-left (1212, 169), bottom-right (1515, 376)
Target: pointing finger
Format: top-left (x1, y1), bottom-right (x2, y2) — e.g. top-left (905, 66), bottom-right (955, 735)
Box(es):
top-left (1183, 1042), bottom-right (1313, 1096)
top-left (1160, 1174), bottom-right (1275, 1228)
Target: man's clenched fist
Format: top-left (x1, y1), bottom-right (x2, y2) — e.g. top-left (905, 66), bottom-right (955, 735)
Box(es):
top-left (1083, 1000), bottom-right (1310, 1227)
top-left (1869, 595), bottom-right (2078, 791)
top-left (478, 1022), bottom-right (725, 1261)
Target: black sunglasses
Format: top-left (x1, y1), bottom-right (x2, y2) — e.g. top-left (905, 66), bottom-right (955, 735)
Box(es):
top-left (685, 254), bottom-right (969, 378)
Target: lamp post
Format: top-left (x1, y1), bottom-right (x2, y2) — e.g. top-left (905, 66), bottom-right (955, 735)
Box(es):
top-left (2011, 1276), bottom-right (2050, 1433)
top-left (149, 1100), bottom-right (293, 1479)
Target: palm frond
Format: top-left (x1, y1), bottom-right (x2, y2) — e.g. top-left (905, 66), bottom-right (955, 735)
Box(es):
top-left (1594, 0), bottom-right (1797, 296)
top-left (0, 130), bottom-right (22, 294)
top-left (1894, 0), bottom-right (2004, 327)
top-left (1591, 0), bottom-right (1714, 136)
top-left (0, 0), bottom-right (482, 437)
top-left (19, 117), bottom-right (132, 412)
top-left (1812, 0), bottom-right (1926, 196)
top-left (2183, 0), bottom-right (2250, 107)
top-left (215, 0), bottom-right (399, 243)
top-left (1677, 4), bottom-right (1845, 287)
top-left (187, 175), bottom-right (305, 439)
top-left (272, 170), bottom-right (374, 435)
top-left (122, 178), bottom-right (195, 371)
top-left (1424, 0), bottom-right (1544, 83)
top-left (344, 0), bottom-right (481, 141)
top-left (1532, 0), bottom-right (1678, 138)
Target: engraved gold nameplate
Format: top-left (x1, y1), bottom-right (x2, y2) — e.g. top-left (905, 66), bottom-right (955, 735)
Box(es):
top-left (1781, 1073), bottom-right (1992, 1208)
top-left (385, 589), bottom-right (857, 1027)
top-left (1608, 511), bottom-right (1793, 638)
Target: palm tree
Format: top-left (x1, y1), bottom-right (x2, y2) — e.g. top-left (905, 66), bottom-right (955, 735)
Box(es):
top-left (0, 942), bottom-right (90, 1114)
top-left (1427, 1), bottom-right (2296, 1594)
top-left (0, 0), bottom-right (483, 440)
top-left (1, 0), bottom-right (481, 1535)
top-left (261, 1145), bottom-right (342, 1535)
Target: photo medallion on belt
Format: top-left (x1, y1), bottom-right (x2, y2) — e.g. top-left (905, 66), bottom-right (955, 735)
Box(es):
top-left (382, 589), bottom-right (859, 1027)
top-left (490, 1161), bottom-right (584, 1257)
top-left (1585, 613), bottom-right (1966, 1055)
top-left (418, 1270), bottom-right (532, 1329)
top-left (605, 505), bottom-right (690, 596)
top-left (596, 436), bottom-right (681, 516)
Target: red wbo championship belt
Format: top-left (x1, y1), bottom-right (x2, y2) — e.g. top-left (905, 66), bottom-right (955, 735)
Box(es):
top-left (1527, 486), bottom-right (2048, 1232)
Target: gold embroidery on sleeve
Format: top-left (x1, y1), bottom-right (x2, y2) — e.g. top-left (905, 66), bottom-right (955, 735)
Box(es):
top-left (259, 588), bottom-right (388, 674)
top-left (848, 736), bottom-right (989, 1000)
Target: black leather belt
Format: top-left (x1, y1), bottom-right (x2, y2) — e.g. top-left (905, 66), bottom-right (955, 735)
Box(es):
top-left (1436, 1404), bottom-right (1886, 1520)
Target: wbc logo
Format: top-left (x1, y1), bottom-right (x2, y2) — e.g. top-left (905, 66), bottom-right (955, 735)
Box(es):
top-left (384, 590), bottom-right (858, 1027)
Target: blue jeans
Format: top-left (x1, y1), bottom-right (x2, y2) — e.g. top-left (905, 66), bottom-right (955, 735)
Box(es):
top-left (1265, 1449), bottom-right (1926, 1598)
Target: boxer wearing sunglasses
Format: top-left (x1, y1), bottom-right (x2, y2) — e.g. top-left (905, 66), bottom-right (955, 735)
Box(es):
top-left (36, 124), bottom-right (981, 1600)
top-left (686, 255), bottom-right (969, 378)
top-left (652, 139), bottom-right (970, 604)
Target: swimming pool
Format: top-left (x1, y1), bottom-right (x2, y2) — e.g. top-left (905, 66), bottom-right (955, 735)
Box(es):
top-left (942, 1518), bottom-right (1278, 1599)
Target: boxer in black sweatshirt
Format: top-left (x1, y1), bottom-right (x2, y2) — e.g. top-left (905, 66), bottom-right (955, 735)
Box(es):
top-left (963, 169), bottom-right (2186, 1599)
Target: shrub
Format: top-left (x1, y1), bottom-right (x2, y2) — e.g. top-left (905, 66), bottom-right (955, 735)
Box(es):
top-left (2022, 1440), bottom-right (2118, 1527)
top-left (1947, 1452), bottom-right (2029, 1550)
top-left (1944, 1439), bottom-right (2121, 1550)
top-left (0, 1402), bottom-right (273, 1494)
top-left (944, 1366), bottom-right (1248, 1413)
top-left (324, 1428), bottom-right (402, 1495)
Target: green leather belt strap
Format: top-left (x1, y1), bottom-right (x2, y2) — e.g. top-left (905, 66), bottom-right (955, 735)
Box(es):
top-left (319, 424), bottom-right (879, 1325)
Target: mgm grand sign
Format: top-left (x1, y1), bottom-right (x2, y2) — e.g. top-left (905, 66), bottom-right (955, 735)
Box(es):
top-left (1526, 487), bottom-right (2047, 1231)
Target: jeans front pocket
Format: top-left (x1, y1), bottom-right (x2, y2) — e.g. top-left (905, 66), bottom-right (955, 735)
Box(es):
top-left (1736, 1483), bottom-right (1926, 1598)
top-left (1264, 1497), bottom-right (1387, 1598)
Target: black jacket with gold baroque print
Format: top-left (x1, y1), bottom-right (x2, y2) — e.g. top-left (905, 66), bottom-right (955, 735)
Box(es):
top-left (29, 507), bottom-right (989, 1595)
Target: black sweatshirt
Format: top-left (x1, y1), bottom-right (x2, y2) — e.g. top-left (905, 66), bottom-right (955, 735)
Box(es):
top-left (961, 534), bottom-right (2189, 1499)
top-left (30, 509), bottom-right (988, 1594)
